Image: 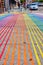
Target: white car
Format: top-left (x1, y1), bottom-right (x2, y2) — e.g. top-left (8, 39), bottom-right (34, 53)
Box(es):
top-left (29, 3), bottom-right (38, 10)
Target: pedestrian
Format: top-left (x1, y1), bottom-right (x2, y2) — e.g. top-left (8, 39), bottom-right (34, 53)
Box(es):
top-left (18, 1), bottom-right (20, 9)
top-left (14, 0), bottom-right (16, 6)
top-left (24, 2), bottom-right (26, 8)
top-left (9, 0), bottom-right (15, 10)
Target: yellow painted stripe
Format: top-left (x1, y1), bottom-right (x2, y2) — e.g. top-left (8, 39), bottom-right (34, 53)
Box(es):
top-left (26, 33), bottom-right (34, 65)
top-left (28, 26), bottom-right (41, 65)
top-left (29, 25), bottom-right (43, 47)
top-left (34, 26), bottom-right (43, 45)
top-left (24, 15), bottom-right (43, 58)
top-left (24, 14), bottom-right (43, 46)
top-left (27, 15), bottom-right (43, 46)
top-left (23, 14), bottom-right (41, 65)
top-left (31, 26), bottom-right (43, 58)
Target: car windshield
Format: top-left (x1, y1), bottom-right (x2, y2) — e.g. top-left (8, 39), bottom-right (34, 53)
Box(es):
top-left (31, 4), bottom-right (36, 5)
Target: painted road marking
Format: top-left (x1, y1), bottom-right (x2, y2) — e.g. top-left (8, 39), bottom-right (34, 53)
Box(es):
top-left (0, 27), bottom-right (9, 40)
top-left (14, 28), bottom-right (21, 65)
top-left (28, 15), bottom-right (43, 46)
top-left (25, 14), bottom-right (43, 46)
top-left (0, 28), bottom-right (13, 59)
top-left (31, 26), bottom-right (43, 58)
top-left (28, 14), bottom-right (43, 41)
top-left (21, 30), bottom-right (28, 65)
top-left (3, 29), bottom-right (14, 65)
top-left (0, 13), bottom-right (43, 65)
top-left (0, 27), bottom-right (10, 47)
top-left (10, 29), bottom-right (16, 65)
top-left (23, 14), bottom-right (42, 65)
top-left (26, 32), bottom-right (34, 65)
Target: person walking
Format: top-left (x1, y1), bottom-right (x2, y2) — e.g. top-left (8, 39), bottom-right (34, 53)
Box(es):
top-left (18, 1), bottom-right (20, 9)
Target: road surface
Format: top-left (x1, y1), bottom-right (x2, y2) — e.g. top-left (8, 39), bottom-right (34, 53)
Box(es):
top-left (0, 12), bottom-right (43, 65)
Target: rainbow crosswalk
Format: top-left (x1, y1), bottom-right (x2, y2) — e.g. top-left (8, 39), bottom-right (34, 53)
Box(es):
top-left (0, 12), bottom-right (43, 65)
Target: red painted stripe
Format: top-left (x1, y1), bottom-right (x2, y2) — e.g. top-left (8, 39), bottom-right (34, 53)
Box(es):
top-left (0, 28), bottom-right (10, 47)
top-left (0, 15), bottom-right (18, 47)
top-left (0, 17), bottom-right (14, 35)
top-left (0, 27), bottom-right (6, 35)
top-left (0, 28), bottom-right (13, 60)
top-left (0, 27), bottom-right (4, 31)
top-left (0, 16), bottom-right (18, 46)
top-left (0, 21), bottom-right (11, 35)
top-left (0, 23), bottom-right (10, 35)
top-left (0, 15), bottom-right (18, 35)
top-left (0, 27), bottom-right (8, 39)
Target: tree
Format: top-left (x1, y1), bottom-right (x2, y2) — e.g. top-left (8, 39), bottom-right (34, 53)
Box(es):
top-left (36, 0), bottom-right (43, 2)
top-left (39, 0), bottom-right (43, 2)
top-left (20, 0), bottom-right (26, 3)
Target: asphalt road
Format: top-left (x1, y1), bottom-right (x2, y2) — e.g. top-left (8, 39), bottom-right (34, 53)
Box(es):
top-left (0, 12), bottom-right (43, 65)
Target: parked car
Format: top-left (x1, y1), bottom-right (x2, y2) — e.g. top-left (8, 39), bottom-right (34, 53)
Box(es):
top-left (32, 2), bottom-right (43, 6)
top-left (32, 2), bottom-right (39, 5)
top-left (38, 2), bottom-right (43, 6)
top-left (29, 3), bottom-right (38, 10)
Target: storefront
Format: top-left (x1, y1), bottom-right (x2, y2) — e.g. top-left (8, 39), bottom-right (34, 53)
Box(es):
top-left (0, 0), bottom-right (4, 12)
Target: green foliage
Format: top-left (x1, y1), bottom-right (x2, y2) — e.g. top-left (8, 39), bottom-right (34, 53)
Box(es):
top-left (36, 0), bottom-right (43, 2)
top-left (20, 0), bottom-right (24, 3)
top-left (20, 0), bottom-right (26, 3)
top-left (39, 0), bottom-right (43, 2)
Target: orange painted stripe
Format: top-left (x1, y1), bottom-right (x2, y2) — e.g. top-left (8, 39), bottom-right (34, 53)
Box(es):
top-left (26, 33), bottom-right (34, 65)
top-left (16, 29), bottom-right (20, 65)
top-left (21, 30), bottom-right (28, 65)
top-left (10, 29), bottom-right (16, 65)
top-left (10, 42), bottom-right (16, 65)
top-left (18, 43), bottom-right (20, 65)
top-left (24, 44), bottom-right (28, 65)
top-left (3, 32), bottom-right (13, 65)
top-left (3, 39), bottom-right (12, 65)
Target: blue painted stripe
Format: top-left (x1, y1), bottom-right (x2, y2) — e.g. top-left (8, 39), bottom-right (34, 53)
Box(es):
top-left (28, 14), bottom-right (43, 32)
top-left (0, 14), bottom-right (13, 20)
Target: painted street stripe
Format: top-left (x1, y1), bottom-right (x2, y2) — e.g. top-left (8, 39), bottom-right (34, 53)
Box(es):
top-left (31, 27), bottom-right (43, 58)
top-left (21, 30), bottom-right (28, 65)
top-left (0, 27), bottom-right (6, 35)
top-left (26, 32), bottom-right (34, 65)
top-left (3, 28), bottom-right (14, 65)
top-left (0, 28), bottom-right (13, 59)
top-left (24, 14), bottom-right (41, 65)
top-left (0, 27), bottom-right (8, 40)
top-left (10, 29), bottom-right (16, 65)
top-left (16, 30), bottom-right (21, 65)
top-left (0, 27), bottom-right (10, 46)
top-left (27, 14), bottom-right (43, 46)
